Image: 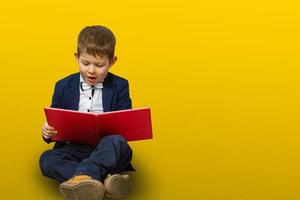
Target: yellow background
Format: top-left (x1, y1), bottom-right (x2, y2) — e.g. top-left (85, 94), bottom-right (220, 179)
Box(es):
top-left (0, 0), bottom-right (300, 199)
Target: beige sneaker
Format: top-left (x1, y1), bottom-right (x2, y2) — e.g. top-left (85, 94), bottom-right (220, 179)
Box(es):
top-left (59, 175), bottom-right (104, 200)
top-left (104, 174), bottom-right (131, 199)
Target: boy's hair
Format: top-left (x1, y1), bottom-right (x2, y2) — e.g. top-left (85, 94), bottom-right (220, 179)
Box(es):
top-left (77, 25), bottom-right (116, 60)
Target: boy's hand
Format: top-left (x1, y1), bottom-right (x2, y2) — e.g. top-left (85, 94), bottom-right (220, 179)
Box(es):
top-left (42, 122), bottom-right (57, 139)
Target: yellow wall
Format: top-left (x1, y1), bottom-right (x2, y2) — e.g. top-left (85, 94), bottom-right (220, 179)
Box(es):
top-left (0, 0), bottom-right (299, 199)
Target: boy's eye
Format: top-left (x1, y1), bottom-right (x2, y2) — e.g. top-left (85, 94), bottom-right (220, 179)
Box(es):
top-left (82, 61), bottom-right (89, 65)
top-left (96, 64), bottom-right (104, 68)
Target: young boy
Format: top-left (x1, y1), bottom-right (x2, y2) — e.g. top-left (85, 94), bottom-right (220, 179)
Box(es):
top-left (39, 25), bottom-right (134, 200)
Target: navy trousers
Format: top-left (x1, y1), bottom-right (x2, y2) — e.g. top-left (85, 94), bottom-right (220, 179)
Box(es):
top-left (39, 135), bottom-right (133, 183)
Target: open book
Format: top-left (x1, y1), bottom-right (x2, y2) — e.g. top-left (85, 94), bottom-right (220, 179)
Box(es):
top-left (44, 107), bottom-right (153, 145)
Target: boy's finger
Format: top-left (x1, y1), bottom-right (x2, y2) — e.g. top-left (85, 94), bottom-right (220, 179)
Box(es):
top-left (42, 132), bottom-right (51, 138)
top-left (47, 130), bottom-right (58, 135)
top-left (43, 130), bottom-right (57, 138)
top-left (42, 127), bottom-right (57, 134)
top-left (46, 127), bottom-right (57, 132)
top-left (46, 126), bottom-right (55, 130)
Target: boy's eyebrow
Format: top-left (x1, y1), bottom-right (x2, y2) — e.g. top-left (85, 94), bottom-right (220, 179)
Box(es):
top-left (81, 59), bottom-right (106, 64)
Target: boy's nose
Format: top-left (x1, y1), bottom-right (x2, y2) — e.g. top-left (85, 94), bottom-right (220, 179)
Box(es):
top-left (88, 65), bottom-right (96, 73)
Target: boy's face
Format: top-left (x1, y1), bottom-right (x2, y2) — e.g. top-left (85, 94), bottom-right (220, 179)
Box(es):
top-left (75, 52), bottom-right (117, 85)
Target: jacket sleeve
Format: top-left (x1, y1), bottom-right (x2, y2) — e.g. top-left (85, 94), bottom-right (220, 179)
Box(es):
top-left (43, 81), bottom-right (64, 144)
top-left (42, 135), bottom-right (52, 144)
top-left (116, 80), bottom-right (132, 110)
top-left (50, 82), bottom-right (64, 108)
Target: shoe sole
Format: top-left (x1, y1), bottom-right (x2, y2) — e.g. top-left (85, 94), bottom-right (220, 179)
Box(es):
top-left (59, 179), bottom-right (104, 200)
top-left (104, 174), bottom-right (131, 199)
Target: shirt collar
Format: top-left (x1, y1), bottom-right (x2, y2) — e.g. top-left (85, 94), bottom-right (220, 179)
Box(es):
top-left (79, 74), bottom-right (103, 90)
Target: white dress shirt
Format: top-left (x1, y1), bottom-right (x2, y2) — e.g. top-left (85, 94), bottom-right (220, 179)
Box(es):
top-left (78, 75), bottom-right (104, 113)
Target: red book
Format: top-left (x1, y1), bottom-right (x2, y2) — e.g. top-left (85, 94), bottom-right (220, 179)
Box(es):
top-left (44, 107), bottom-right (153, 145)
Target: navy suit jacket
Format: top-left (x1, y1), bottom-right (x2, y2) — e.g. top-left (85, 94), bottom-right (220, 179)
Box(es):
top-left (45, 72), bottom-right (132, 147)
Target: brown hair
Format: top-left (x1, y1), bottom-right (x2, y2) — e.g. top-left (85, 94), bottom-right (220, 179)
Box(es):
top-left (77, 25), bottom-right (116, 60)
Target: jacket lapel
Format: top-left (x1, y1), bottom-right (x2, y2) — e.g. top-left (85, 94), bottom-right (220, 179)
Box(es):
top-left (102, 73), bottom-right (113, 112)
top-left (65, 73), bottom-right (80, 111)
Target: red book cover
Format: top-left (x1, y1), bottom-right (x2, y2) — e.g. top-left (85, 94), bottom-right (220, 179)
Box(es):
top-left (44, 107), bottom-right (153, 145)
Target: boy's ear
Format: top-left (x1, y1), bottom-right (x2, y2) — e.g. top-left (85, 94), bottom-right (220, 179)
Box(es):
top-left (109, 56), bottom-right (117, 67)
top-left (74, 52), bottom-right (79, 62)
